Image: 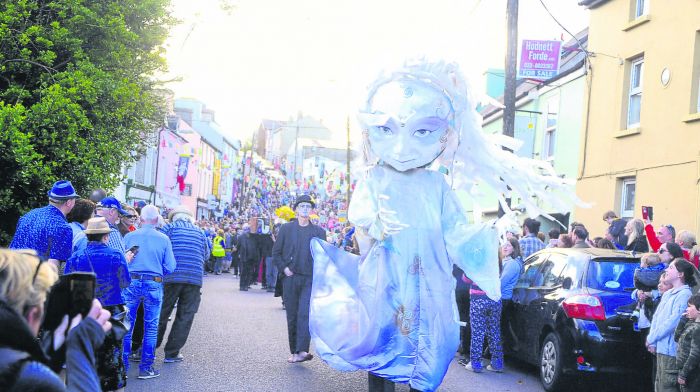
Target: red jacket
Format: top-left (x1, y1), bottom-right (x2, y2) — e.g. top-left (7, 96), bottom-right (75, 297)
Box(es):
top-left (644, 224), bottom-right (662, 252)
top-left (645, 224), bottom-right (699, 267)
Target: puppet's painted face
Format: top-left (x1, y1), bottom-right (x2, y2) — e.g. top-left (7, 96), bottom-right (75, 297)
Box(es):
top-left (361, 81), bottom-right (452, 172)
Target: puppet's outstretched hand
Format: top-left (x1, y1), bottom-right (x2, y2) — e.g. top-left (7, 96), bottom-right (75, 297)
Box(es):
top-left (366, 194), bottom-right (409, 241)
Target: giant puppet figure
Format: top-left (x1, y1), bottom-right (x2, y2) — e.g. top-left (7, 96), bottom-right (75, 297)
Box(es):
top-left (309, 59), bottom-right (576, 392)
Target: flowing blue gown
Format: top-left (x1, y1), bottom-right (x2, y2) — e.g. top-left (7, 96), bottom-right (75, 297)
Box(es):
top-left (310, 166), bottom-right (500, 391)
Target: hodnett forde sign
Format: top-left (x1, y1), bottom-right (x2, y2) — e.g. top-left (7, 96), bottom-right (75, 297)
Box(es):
top-left (518, 40), bottom-right (562, 80)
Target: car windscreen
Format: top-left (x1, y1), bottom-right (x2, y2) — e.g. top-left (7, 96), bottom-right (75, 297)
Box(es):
top-left (586, 258), bottom-right (639, 292)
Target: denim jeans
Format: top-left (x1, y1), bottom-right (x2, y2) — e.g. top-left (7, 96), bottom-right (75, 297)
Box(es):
top-left (213, 256), bottom-right (223, 274)
top-left (264, 256), bottom-right (277, 290)
top-left (122, 279), bottom-right (163, 372)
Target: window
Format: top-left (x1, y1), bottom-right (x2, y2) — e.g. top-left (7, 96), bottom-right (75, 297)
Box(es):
top-left (627, 57), bottom-right (644, 128)
top-left (515, 255), bottom-right (545, 288)
top-left (134, 156), bottom-right (146, 184)
top-left (620, 177), bottom-right (636, 218)
top-left (694, 31), bottom-right (700, 114)
top-left (540, 255), bottom-right (568, 288)
top-left (542, 98), bottom-right (558, 161)
top-left (634, 0), bottom-right (649, 18)
top-left (586, 260), bottom-right (638, 292)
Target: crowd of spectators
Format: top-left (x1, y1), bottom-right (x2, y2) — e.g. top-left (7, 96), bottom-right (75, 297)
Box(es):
top-left (457, 209), bottom-right (700, 392)
top-left (2, 175), bottom-right (700, 391)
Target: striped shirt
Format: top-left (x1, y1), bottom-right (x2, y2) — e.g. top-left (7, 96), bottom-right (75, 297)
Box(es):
top-left (160, 220), bottom-right (209, 286)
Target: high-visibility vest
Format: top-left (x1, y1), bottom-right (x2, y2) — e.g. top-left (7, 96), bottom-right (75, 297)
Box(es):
top-left (212, 236), bottom-right (226, 257)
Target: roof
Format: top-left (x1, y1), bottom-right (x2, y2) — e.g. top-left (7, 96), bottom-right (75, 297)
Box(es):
top-left (578, 0), bottom-right (610, 9)
top-left (174, 98), bottom-right (242, 150)
top-left (481, 28), bottom-right (589, 121)
top-left (533, 247), bottom-right (640, 260)
top-left (259, 116), bottom-right (333, 138)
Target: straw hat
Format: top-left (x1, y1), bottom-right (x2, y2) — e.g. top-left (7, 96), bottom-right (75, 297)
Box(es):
top-left (83, 217), bottom-right (111, 234)
top-left (168, 205), bottom-right (193, 220)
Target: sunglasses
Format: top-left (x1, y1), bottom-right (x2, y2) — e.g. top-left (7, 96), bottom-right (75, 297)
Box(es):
top-left (31, 259), bottom-right (44, 285)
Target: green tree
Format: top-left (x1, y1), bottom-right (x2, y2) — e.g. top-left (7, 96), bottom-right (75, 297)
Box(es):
top-left (0, 0), bottom-right (175, 244)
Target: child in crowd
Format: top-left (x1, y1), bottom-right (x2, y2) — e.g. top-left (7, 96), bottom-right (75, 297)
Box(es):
top-left (675, 293), bottom-right (700, 391)
top-left (633, 253), bottom-right (666, 320)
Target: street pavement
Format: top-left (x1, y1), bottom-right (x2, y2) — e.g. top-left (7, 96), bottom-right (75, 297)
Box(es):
top-left (123, 274), bottom-right (595, 392)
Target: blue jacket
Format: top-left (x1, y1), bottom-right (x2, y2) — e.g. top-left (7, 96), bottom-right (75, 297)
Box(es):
top-left (647, 284), bottom-right (692, 356)
top-left (500, 256), bottom-right (523, 300)
top-left (64, 242), bottom-right (131, 306)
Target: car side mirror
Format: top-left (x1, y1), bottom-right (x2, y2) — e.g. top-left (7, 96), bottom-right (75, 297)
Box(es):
top-left (562, 277), bottom-right (573, 290)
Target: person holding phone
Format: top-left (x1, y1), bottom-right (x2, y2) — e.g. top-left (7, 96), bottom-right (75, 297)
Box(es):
top-left (0, 249), bottom-right (112, 391)
top-left (65, 217), bottom-right (131, 391)
top-left (122, 205), bottom-right (176, 380)
top-left (643, 206), bottom-right (676, 253)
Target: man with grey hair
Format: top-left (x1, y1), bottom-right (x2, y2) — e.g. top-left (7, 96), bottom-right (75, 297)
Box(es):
top-left (94, 196), bottom-right (130, 253)
top-left (156, 205), bottom-right (210, 363)
top-left (122, 204), bottom-right (176, 380)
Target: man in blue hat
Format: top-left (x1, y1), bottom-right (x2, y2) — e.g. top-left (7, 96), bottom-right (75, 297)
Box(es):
top-left (10, 180), bottom-right (80, 268)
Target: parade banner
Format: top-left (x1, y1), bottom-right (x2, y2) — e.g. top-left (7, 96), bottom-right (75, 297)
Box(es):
top-left (176, 154), bottom-right (190, 193)
top-left (518, 39), bottom-right (562, 80)
top-left (213, 158), bottom-right (221, 198)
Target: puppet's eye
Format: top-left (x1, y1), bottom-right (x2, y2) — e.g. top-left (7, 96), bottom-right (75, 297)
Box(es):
top-left (413, 129), bottom-right (434, 138)
top-left (378, 126), bottom-right (393, 135)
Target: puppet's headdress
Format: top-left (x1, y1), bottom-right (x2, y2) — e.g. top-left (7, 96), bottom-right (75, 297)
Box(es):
top-left (358, 58), bottom-right (584, 223)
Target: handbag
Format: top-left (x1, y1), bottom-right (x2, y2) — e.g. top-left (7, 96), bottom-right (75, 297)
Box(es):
top-left (105, 304), bottom-right (130, 341)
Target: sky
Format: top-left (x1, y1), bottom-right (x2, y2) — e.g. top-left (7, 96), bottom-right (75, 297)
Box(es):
top-left (163, 0), bottom-right (589, 143)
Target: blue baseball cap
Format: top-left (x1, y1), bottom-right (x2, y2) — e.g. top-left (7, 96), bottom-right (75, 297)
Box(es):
top-left (97, 196), bottom-right (129, 215)
top-left (47, 180), bottom-right (79, 200)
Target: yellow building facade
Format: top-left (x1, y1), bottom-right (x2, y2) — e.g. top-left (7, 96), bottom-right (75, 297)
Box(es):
top-left (576, 0), bottom-right (700, 238)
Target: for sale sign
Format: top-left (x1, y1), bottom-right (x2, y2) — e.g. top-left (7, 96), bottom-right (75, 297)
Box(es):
top-left (518, 40), bottom-right (562, 80)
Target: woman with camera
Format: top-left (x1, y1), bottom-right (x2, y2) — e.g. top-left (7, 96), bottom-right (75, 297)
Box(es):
top-left (0, 248), bottom-right (112, 391)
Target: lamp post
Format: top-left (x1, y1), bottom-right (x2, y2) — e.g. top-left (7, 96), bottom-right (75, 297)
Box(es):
top-left (293, 113), bottom-right (300, 182)
top-left (346, 116), bottom-right (351, 208)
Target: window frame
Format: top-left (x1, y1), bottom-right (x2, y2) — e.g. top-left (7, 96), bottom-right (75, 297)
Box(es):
top-left (542, 97), bottom-right (559, 161)
top-left (696, 31), bottom-right (700, 113)
top-left (697, 76), bottom-right (700, 113)
top-left (634, 0), bottom-right (649, 19)
top-left (620, 177), bottom-right (636, 218)
top-left (627, 57), bottom-right (644, 128)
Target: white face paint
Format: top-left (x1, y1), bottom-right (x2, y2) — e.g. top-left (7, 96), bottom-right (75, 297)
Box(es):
top-left (296, 203), bottom-right (312, 218)
top-left (361, 81), bottom-right (452, 172)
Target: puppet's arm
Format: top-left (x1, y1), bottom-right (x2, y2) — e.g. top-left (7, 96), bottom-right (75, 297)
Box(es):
top-left (348, 178), bottom-right (408, 253)
top-left (442, 183), bottom-right (501, 301)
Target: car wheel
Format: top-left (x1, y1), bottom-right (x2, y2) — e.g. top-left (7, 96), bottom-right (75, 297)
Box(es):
top-left (540, 332), bottom-right (568, 392)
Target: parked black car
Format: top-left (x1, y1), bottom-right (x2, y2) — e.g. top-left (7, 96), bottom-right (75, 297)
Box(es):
top-left (504, 248), bottom-right (645, 391)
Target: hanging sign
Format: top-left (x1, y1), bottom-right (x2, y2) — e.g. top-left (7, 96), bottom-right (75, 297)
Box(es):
top-left (518, 39), bottom-right (562, 80)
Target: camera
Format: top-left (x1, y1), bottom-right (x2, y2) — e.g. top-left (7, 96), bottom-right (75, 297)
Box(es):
top-left (41, 272), bottom-right (96, 332)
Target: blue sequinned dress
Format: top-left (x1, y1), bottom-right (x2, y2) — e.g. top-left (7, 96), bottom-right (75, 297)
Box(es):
top-left (310, 166), bottom-right (500, 392)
